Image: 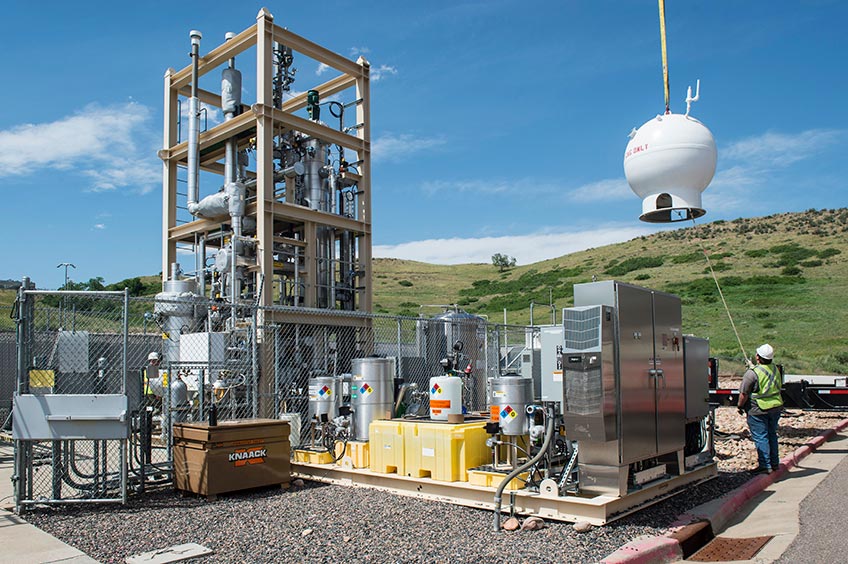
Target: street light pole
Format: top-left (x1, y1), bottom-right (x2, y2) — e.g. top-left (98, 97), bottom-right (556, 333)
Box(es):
top-left (57, 262), bottom-right (76, 290)
top-left (56, 263), bottom-right (76, 328)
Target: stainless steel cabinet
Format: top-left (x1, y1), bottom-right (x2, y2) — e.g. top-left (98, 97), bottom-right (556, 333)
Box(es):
top-left (571, 281), bottom-right (685, 467)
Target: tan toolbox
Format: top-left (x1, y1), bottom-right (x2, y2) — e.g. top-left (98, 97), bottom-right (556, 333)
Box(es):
top-left (173, 419), bottom-right (291, 499)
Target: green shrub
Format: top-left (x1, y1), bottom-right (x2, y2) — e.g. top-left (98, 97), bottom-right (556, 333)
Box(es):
top-left (769, 243), bottom-right (817, 267)
top-left (398, 301), bottom-right (418, 308)
top-left (635, 274), bottom-right (651, 280)
top-left (817, 248), bottom-right (841, 259)
top-left (744, 249), bottom-right (768, 258)
top-left (704, 262), bottom-right (731, 273)
top-left (781, 266), bottom-right (801, 276)
top-left (398, 280), bottom-right (413, 287)
top-left (604, 256), bottom-right (664, 276)
top-left (800, 259), bottom-right (823, 268)
top-left (671, 252), bottom-right (703, 264)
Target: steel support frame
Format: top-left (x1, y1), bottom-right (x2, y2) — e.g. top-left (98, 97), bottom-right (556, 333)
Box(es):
top-left (159, 8), bottom-right (372, 323)
top-left (292, 461), bottom-right (718, 526)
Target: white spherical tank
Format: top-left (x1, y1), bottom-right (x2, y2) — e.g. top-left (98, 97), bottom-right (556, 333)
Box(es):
top-left (624, 113), bottom-right (717, 223)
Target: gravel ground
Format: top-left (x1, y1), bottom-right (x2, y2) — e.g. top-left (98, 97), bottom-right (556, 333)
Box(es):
top-left (23, 406), bottom-right (848, 564)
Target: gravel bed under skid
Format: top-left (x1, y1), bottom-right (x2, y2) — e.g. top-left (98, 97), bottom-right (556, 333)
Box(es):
top-left (25, 476), bottom-right (748, 564)
top-left (23, 407), bottom-right (848, 564)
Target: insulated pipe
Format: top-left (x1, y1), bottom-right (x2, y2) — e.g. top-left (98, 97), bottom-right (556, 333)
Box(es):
top-left (197, 235), bottom-right (206, 297)
top-left (492, 405), bottom-right (555, 532)
top-left (187, 30), bottom-right (202, 213)
top-left (294, 235), bottom-right (301, 306)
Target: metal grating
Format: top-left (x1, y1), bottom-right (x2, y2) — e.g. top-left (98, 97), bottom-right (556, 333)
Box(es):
top-left (689, 536), bottom-right (773, 562)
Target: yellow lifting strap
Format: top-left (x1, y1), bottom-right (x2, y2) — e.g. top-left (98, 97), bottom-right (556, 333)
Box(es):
top-left (658, 0), bottom-right (670, 114)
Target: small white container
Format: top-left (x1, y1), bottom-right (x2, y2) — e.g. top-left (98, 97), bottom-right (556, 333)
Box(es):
top-left (429, 375), bottom-right (463, 420)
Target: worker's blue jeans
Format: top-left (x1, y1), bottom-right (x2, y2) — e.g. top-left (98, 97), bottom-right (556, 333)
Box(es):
top-left (747, 409), bottom-right (782, 470)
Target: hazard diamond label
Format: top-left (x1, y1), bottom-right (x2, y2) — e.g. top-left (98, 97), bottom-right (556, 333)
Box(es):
top-left (360, 383), bottom-right (373, 395)
top-left (431, 383), bottom-right (442, 395)
top-left (318, 385), bottom-right (331, 396)
top-left (500, 405), bottom-right (517, 419)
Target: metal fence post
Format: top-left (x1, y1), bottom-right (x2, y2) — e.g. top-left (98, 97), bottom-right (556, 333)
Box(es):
top-left (273, 325), bottom-right (281, 418)
top-left (14, 278), bottom-right (33, 512)
top-left (396, 319), bottom-right (402, 378)
top-left (251, 309), bottom-right (259, 418)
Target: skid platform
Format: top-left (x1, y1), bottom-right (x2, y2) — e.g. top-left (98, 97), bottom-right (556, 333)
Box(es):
top-left (293, 460), bottom-right (717, 525)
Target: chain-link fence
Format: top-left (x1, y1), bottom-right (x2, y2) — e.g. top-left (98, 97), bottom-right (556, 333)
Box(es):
top-left (11, 289), bottom-right (132, 508)
top-left (8, 287), bottom-right (538, 509)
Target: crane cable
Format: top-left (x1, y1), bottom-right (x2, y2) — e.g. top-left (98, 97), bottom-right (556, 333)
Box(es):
top-left (658, 0), bottom-right (671, 114)
top-left (690, 219), bottom-right (751, 366)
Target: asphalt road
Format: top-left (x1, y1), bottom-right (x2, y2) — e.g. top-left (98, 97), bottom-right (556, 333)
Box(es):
top-left (776, 453), bottom-right (848, 563)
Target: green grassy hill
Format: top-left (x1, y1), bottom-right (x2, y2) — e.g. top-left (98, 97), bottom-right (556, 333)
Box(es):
top-left (3, 209), bottom-right (846, 375)
top-left (374, 208), bottom-right (848, 375)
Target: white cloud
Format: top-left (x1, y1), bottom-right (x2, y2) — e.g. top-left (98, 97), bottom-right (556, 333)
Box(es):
top-left (93, 224), bottom-right (106, 230)
top-left (722, 129), bottom-right (842, 167)
top-left (371, 65), bottom-right (398, 81)
top-left (0, 103), bottom-right (146, 173)
top-left (0, 102), bottom-right (160, 193)
top-left (82, 157), bottom-right (161, 194)
top-left (419, 176), bottom-right (563, 197)
top-left (374, 225), bottom-right (654, 265)
top-left (568, 178), bottom-right (632, 202)
top-left (372, 133), bottom-right (446, 162)
top-left (316, 62), bottom-right (331, 76)
top-left (349, 46), bottom-right (371, 57)
top-left (705, 128), bottom-right (846, 212)
top-left (421, 179), bottom-right (512, 195)
top-left (179, 101), bottom-right (222, 127)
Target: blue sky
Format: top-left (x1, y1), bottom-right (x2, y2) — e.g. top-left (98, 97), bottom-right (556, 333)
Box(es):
top-left (2, 1), bottom-right (846, 289)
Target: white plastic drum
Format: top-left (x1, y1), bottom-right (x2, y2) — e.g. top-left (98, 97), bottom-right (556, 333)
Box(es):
top-left (624, 113), bottom-right (717, 223)
top-left (429, 376), bottom-right (462, 420)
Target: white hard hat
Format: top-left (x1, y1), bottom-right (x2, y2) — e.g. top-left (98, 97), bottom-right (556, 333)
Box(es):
top-left (148, 352), bottom-right (160, 361)
top-left (756, 344), bottom-right (774, 360)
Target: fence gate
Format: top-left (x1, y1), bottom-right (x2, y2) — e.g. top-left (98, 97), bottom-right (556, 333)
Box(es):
top-left (12, 282), bottom-right (130, 511)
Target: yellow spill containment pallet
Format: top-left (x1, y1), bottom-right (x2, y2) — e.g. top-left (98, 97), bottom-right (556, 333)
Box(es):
top-left (467, 469), bottom-right (528, 491)
top-left (294, 449), bottom-right (335, 465)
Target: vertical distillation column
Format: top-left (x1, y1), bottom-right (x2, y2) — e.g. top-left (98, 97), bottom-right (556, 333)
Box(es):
top-left (221, 32), bottom-right (247, 325)
top-left (303, 91), bottom-right (334, 309)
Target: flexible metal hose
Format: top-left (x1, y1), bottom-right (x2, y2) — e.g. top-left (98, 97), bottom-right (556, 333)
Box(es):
top-left (492, 405), bottom-right (555, 532)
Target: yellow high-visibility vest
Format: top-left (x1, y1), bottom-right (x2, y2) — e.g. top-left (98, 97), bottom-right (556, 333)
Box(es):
top-left (752, 364), bottom-right (783, 410)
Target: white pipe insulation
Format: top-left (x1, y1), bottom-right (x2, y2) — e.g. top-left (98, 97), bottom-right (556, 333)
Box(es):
top-left (186, 30), bottom-right (202, 215)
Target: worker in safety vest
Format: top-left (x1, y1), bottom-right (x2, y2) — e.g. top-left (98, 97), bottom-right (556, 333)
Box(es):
top-left (738, 344), bottom-right (783, 474)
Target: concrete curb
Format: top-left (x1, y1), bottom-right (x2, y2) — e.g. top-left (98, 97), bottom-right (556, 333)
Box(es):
top-left (599, 536), bottom-right (683, 564)
top-left (599, 417), bottom-right (848, 563)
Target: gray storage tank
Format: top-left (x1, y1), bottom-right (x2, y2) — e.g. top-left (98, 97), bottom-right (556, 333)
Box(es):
top-left (350, 357), bottom-right (395, 441)
top-left (489, 373), bottom-right (533, 436)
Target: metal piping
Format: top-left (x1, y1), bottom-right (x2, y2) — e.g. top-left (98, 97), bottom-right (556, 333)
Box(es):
top-left (394, 383), bottom-right (417, 416)
top-left (197, 235), bottom-right (206, 297)
top-left (186, 30), bottom-right (202, 213)
top-left (493, 405), bottom-right (555, 532)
